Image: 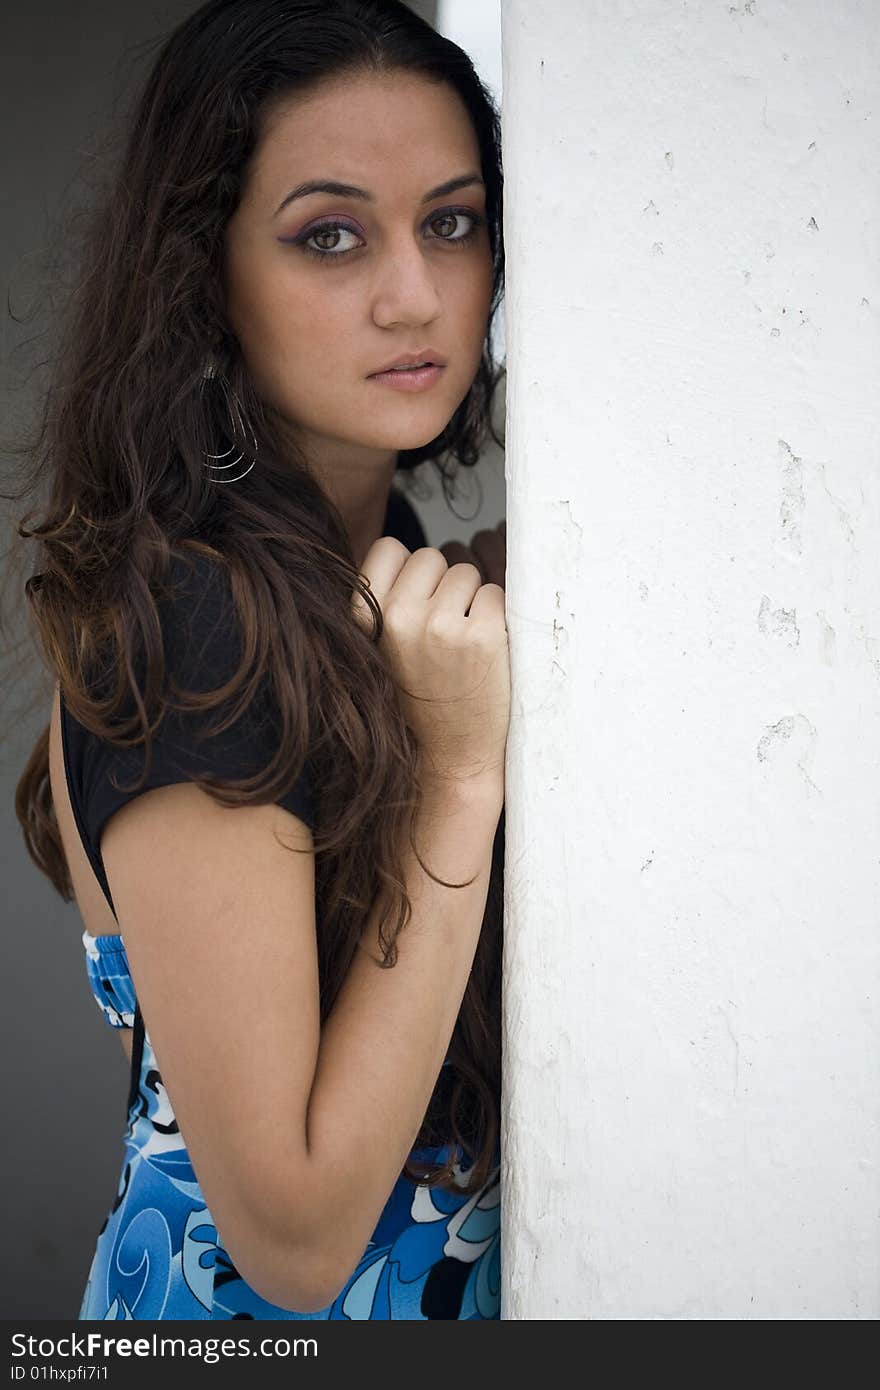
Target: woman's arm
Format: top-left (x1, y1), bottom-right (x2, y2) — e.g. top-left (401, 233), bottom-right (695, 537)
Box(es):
top-left (293, 766), bottom-right (502, 1304)
top-left (101, 769), bottom-right (502, 1314)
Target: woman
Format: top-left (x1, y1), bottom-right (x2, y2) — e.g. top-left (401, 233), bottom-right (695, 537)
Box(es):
top-left (12, 0), bottom-right (507, 1320)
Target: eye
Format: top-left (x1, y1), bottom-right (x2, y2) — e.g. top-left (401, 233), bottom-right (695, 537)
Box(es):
top-left (299, 223), bottom-right (364, 259)
top-left (428, 210), bottom-right (484, 243)
top-left (288, 208), bottom-right (486, 262)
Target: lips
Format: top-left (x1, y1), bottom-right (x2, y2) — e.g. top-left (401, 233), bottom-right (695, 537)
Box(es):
top-left (367, 362), bottom-right (445, 392)
top-left (369, 349), bottom-right (448, 375)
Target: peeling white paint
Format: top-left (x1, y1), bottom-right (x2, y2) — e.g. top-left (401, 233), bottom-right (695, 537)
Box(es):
top-left (501, 0), bottom-right (880, 1320)
top-left (757, 595), bottom-right (800, 646)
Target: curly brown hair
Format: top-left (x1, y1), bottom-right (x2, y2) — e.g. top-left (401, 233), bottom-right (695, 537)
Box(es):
top-left (3, 0), bottom-right (505, 1195)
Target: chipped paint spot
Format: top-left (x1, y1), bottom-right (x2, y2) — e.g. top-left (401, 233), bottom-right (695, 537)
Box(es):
top-left (757, 595), bottom-right (800, 646)
top-left (555, 498), bottom-right (583, 540)
top-left (757, 717), bottom-right (794, 762)
top-left (816, 611), bottom-right (837, 666)
top-left (756, 714), bottom-right (820, 793)
top-left (855, 622), bottom-right (880, 682)
top-left (816, 460), bottom-right (856, 547)
top-left (778, 440), bottom-right (805, 554)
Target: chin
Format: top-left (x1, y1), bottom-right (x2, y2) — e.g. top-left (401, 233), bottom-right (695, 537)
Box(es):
top-left (391, 430), bottom-right (447, 454)
top-left (357, 418), bottom-right (450, 452)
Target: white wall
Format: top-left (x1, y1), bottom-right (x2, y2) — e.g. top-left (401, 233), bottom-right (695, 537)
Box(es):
top-left (438, 0), bottom-right (501, 101)
top-left (500, 0), bottom-right (879, 1319)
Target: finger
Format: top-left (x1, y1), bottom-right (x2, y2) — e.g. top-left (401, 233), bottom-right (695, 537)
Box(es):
top-left (351, 536), bottom-right (410, 631)
top-left (466, 580), bottom-right (507, 622)
top-left (435, 560), bottom-right (486, 615)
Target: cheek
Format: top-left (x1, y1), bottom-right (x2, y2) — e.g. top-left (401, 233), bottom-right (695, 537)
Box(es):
top-left (256, 274), bottom-right (356, 366)
top-left (458, 268), bottom-right (494, 360)
top-left (226, 273), bottom-right (320, 394)
top-left (459, 252), bottom-right (494, 321)
top-left (255, 320), bottom-right (349, 424)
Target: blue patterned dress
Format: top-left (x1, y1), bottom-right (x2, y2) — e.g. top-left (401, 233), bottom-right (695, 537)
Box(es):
top-left (78, 930), bottom-right (501, 1320)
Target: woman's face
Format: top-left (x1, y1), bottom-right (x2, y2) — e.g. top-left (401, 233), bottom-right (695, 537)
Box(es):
top-left (222, 70), bottom-right (495, 474)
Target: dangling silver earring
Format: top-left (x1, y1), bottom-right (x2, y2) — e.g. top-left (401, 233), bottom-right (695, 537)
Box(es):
top-left (199, 351), bottom-right (258, 483)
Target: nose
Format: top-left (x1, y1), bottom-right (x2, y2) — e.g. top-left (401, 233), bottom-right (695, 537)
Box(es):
top-left (370, 233), bottom-right (443, 329)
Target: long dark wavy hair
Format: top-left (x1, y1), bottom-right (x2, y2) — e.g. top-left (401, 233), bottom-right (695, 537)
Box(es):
top-left (4, 0), bottom-right (506, 1194)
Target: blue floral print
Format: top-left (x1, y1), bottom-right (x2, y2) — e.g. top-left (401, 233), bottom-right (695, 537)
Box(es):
top-left (78, 930), bottom-right (500, 1320)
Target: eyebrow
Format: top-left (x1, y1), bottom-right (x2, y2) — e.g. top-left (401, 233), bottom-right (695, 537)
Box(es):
top-left (273, 172), bottom-right (486, 218)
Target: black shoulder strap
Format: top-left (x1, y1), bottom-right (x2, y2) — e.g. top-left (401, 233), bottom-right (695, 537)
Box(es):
top-left (127, 1000), bottom-right (145, 1117)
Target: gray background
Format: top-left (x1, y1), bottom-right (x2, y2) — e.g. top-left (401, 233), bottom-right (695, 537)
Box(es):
top-left (2, 0), bottom-right (504, 1321)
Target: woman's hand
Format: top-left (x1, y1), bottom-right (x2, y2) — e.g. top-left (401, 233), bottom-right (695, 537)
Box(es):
top-left (351, 534), bottom-right (510, 788)
top-left (438, 519), bottom-right (506, 591)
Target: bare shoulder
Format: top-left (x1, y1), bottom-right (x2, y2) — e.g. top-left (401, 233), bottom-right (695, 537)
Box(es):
top-left (101, 782), bottom-right (319, 1301)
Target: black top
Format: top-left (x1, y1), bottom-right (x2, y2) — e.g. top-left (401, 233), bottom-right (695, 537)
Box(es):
top-left (60, 486), bottom-right (427, 922)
